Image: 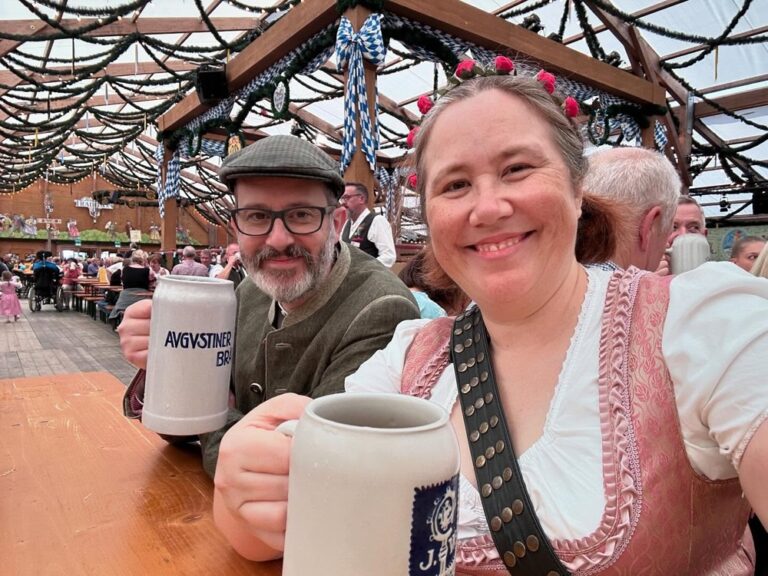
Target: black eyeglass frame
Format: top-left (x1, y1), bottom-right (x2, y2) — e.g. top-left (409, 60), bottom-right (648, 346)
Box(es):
top-left (339, 192), bottom-right (364, 202)
top-left (230, 205), bottom-right (337, 237)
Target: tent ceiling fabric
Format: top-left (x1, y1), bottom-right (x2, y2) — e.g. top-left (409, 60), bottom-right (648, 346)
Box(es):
top-left (1, 0), bottom-right (766, 226)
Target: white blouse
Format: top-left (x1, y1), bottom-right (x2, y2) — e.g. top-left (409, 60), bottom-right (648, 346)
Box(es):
top-left (345, 263), bottom-right (768, 542)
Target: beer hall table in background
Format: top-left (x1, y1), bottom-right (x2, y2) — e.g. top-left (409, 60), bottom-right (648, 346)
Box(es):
top-left (0, 372), bottom-right (281, 576)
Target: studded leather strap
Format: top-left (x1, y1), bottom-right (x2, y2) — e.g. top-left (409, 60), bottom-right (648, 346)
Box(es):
top-left (451, 306), bottom-right (569, 576)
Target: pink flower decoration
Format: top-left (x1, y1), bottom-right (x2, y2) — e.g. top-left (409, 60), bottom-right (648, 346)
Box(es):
top-left (407, 173), bottom-right (418, 189)
top-left (455, 59), bottom-right (477, 79)
top-left (563, 96), bottom-right (580, 118)
top-left (417, 95), bottom-right (434, 115)
top-left (494, 56), bottom-right (514, 74)
top-left (536, 70), bottom-right (556, 94)
top-left (406, 126), bottom-right (420, 149)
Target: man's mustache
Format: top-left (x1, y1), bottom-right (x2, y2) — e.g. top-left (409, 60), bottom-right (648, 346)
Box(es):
top-left (249, 245), bottom-right (313, 269)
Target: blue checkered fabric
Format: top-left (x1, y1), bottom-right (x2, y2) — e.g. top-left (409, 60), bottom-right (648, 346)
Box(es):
top-left (200, 138), bottom-right (226, 157)
top-left (654, 121), bottom-right (668, 150)
top-left (377, 166), bottom-right (401, 222)
top-left (382, 13), bottom-right (469, 61)
top-left (157, 148), bottom-right (181, 218)
top-left (336, 14), bottom-right (387, 173)
top-left (154, 142), bottom-right (165, 216)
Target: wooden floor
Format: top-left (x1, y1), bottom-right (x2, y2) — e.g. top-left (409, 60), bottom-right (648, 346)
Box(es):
top-left (0, 299), bottom-right (136, 384)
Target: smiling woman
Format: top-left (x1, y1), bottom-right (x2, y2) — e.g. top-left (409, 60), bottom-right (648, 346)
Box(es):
top-left (344, 73), bottom-right (768, 575)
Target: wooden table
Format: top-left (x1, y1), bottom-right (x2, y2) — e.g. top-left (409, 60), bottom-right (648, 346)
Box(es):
top-left (0, 372), bottom-right (281, 576)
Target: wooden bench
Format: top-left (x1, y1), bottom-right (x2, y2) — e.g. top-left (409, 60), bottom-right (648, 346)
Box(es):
top-left (81, 295), bottom-right (104, 320)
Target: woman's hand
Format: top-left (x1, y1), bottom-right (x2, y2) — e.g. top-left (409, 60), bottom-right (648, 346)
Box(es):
top-left (116, 299), bottom-right (152, 369)
top-left (213, 393), bottom-right (311, 561)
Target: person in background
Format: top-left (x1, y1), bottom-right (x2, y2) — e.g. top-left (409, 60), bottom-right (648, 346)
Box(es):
top-left (199, 249), bottom-right (215, 276)
top-left (213, 73), bottom-right (768, 572)
top-left (86, 258), bottom-right (100, 276)
top-left (0, 270), bottom-right (22, 322)
top-left (340, 182), bottom-right (397, 268)
top-left (582, 147), bottom-right (680, 271)
top-left (729, 235), bottom-right (766, 273)
top-left (656, 196), bottom-right (708, 275)
top-left (398, 246), bottom-right (469, 318)
top-left (212, 243), bottom-right (247, 289)
top-left (106, 256), bottom-right (123, 281)
top-left (109, 250), bottom-right (153, 322)
top-left (60, 257), bottom-right (81, 310)
top-left (171, 245), bottom-right (209, 277)
top-left (149, 255), bottom-right (169, 279)
top-left (751, 242), bottom-right (768, 279)
top-left (96, 258), bottom-right (123, 317)
top-left (398, 249), bottom-right (446, 319)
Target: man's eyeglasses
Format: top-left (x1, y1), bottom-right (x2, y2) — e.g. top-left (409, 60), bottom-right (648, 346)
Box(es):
top-left (230, 206), bottom-right (336, 237)
top-left (339, 193), bottom-right (363, 203)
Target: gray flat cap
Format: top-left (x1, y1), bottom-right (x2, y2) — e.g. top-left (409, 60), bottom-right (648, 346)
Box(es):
top-left (219, 134), bottom-right (345, 198)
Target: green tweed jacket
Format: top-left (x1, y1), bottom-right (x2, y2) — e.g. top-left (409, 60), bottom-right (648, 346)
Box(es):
top-left (200, 242), bottom-right (419, 476)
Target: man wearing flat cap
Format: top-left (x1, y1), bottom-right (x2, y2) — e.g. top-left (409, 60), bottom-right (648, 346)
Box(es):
top-left (118, 135), bottom-right (418, 476)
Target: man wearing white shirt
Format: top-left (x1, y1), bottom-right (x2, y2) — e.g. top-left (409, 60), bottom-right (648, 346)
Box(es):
top-left (340, 182), bottom-right (396, 268)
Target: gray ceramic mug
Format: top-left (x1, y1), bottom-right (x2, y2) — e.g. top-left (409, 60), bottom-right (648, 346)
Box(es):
top-left (278, 392), bottom-right (460, 576)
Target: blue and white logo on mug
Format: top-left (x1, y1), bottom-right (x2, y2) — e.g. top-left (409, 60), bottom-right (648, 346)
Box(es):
top-left (409, 475), bottom-right (459, 576)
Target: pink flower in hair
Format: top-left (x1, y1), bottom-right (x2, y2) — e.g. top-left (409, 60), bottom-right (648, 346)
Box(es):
top-left (455, 59), bottom-right (477, 79)
top-left (494, 56), bottom-right (514, 74)
top-left (536, 70), bottom-right (556, 94)
top-left (563, 96), bottom-right (580, 118)
top-left (407, 173), bottom-right (418, 190)
top-left (417, 95), bottom-right (434, 115)
top-left (406, 126), bottom-right (420, 149)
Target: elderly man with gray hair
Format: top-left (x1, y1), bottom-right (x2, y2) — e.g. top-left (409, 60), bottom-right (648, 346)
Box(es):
top-left (171, 245), bottom-right (209, 277)
top-left (583, 146), bottom-right (681, 272)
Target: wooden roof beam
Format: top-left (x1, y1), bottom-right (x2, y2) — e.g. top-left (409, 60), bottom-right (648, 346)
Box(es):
top-left (4, 91), bottom-right (172, 114)
top-left (0, 20), bottom-right (48, 58)
top-left (384, 0), bottom-right (664, 106)
top-left (158, 0), bottom-right (339, 133)
top-left (690, 87), bottom-right (768, 118)
top-left (0, 17), bottom-right (261, 41)
top-left (0, 60), bottom-right (198, 88)
top-left (699, 73), bottom-right (768, 96)
top-left (660, 25), bottom-right (768, 63)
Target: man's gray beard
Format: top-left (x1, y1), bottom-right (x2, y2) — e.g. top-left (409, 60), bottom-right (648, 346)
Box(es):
top-left (242, 228), bottom-right (337, 305)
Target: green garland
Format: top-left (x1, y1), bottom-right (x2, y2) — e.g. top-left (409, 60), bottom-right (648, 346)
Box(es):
top-left (584, 101), bottom-right (668, 146)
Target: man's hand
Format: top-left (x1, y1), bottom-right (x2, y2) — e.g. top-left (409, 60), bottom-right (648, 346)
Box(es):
top-left (213, 394), bottom-right (311, 560)
top-left (117, 299), bottom-right (152, 369)
top-left (655, 254), bottom-right (671, 276)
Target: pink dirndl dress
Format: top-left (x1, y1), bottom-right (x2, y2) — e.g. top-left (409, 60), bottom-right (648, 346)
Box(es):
top-left (401, 268), bottom-right (754, 576)
top-left (0, 280), bottom-right (22, 317)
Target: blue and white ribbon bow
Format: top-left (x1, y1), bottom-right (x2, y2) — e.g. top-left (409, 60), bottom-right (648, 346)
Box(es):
top-left (336, 14), bottom-right (387, 173)
top-left (155, 143), bottom-right (181, 218)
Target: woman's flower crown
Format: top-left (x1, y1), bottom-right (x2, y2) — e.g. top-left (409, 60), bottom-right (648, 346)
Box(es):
top-left (404, 56), bottom-right (581, 190)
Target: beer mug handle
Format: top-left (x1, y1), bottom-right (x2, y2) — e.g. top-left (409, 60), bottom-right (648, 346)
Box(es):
top-left (275, 419), bottom-right (298, 437)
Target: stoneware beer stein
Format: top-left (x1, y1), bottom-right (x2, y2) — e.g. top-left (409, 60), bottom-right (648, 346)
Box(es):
top-left (278, 392), bottom-right (460, 576)
top-left (142, 275), bottom-right (236, 435)
top-left (669, 233), bottom-right (710, 275)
